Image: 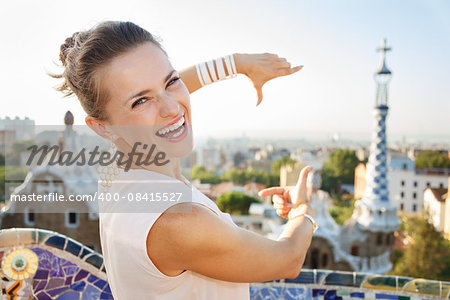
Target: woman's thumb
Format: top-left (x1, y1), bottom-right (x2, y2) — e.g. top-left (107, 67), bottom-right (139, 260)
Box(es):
top-left (254, 84), bottom-right (263, 106)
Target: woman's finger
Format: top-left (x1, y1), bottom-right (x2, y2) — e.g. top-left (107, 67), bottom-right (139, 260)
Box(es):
top-left (255, 84), bottom-right (263, 106)
top-left (277, 66), bottom-right (303, 76)
top-left (276, 61), bottom-right (291, 69)
top-left (258, 187), bottom-right (285, 196)
top-left (272, 194), bottom-right (284, 204)
top-left (289, 166), bottom-right (312, 205)
top-left (275, 203), bottom-right (289, 210)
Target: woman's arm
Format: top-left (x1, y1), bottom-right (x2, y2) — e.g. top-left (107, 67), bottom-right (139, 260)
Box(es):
top-left (146, 167), bottom-right (314, 282)
top-left (179, 53), bottom-right (302, 105)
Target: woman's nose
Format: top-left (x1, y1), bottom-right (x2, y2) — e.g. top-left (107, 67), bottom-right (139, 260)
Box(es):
top-left (159, 96), bottom-right (180, 119)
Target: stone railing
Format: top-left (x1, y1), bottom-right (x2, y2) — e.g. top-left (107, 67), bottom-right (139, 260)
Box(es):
top-left (250, 269), bottom-right (450, 299)
top-left (1, 228), bottom-right (449, 299)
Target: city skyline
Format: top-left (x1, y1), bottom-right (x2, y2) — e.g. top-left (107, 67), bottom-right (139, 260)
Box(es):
top-left (1, 0), bottom-right (449, 142)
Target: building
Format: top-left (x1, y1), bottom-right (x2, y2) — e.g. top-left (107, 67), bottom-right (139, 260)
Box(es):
top-left (280, 163), bottom-right (306, 188)
top-left (355, 156), bottom-right (449, 213)
top-left (388, 153), bottom-right (449, 212)
top-left (0, 116), bottom-right (35, 140)
top-left (445, 177), bottom-right (450, 239)
top-left (199, 146), bottom-right (226, 171)
top-left (424, 187), bottom-right (448, 232)
top-left (354, 163), bottom-right (367, 199)
top-left (0, 116), bottom-right (35, 157)
top-left (279, 40), bottom-right (400, 273)
top-left (180, 150), bottom-right (197, 173)
top-left (0, 129), bottom-right (15, 154)
top-left (0, 111), bottom-right (101, 251)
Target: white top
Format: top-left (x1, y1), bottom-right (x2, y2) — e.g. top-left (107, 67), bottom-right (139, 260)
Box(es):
top-left (98, 166), bottom-right (250, 300)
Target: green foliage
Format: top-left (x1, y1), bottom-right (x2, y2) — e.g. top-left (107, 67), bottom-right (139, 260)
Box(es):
top-left (191, 165), bottom-right (221, 184)
top-left (271, 156), bottom-right (296, 174)
top-left (192, 165), bottom-right (278, 186)
top-left (267, 156), bottom-right (297, 187)
top-left (392, 249), bottom-right (404, 266)
top-left (415, 150), bottom-right (450, 169)
top-left (0, 153), bottom-right (4, 166)
top-left (321, 149), bottom-right (360, 194)
top-left (221, 168), bottom-right (277, 186)
top-left (0, 166), bottom-right (28, 202)
top-left (216, 191), bottom-right (259, 215)
top-left (329, 206), bottom-right (353, 225)
top-left (391, 214), bottom-right (450, 281)
top-left (6, 139), bottom-right (35, 165)
top-left (328, 194), bottom-right (356, 225)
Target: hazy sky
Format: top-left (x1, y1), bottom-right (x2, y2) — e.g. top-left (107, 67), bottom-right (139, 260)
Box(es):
top-left (1, 0), bottom-right (449, 142)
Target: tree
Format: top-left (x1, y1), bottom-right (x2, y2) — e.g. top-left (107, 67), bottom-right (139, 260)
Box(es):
top-left (391, 214), bottom-right (450, 281)
top-left (321, 149), bottom-right (360, 194)
top-left (415, 150), bottom-right (450, 169)
top-left (0, 166), bottom-right (28, 202)
top-left (191, 165), bottom-right (221, 184)
top-left (192, 165), bottom-right (207, 179)
top-left (0, 153), bottom-right (4, 166)
top-left (7, 139), bottom-right (35, 165)
top-left (329, 194), bottom-right (355, 225)
top-left (268, 156), bottom-right (297, 186)
top-left (216, 192), bottom-right (259, 215)
top-left (221, 168), bottom-right (276, 186)
top-left (271, 156), bottom-right (296, 175)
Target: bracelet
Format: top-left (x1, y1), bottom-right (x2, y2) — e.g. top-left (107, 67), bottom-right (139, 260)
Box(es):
top-left (228, 54), bottom-right (237, 75)
top-left (288, 209), bottom-right (318, 234)
top-left (224, 55), bottom-right (237, 78)
top-left (206, 60), bottom-right (218, 81)
top-left (199, 62), bottom-right (212, 85)
top-left (195, 64), bottom-right (205, 86)
top-left (215, 57), bottom-right (226, 79)
top-left (196, 55), bottom-right (238, 87)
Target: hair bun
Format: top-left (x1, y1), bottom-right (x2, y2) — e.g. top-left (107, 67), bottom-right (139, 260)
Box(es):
top-left (59, 31), bottom-right (89, 66)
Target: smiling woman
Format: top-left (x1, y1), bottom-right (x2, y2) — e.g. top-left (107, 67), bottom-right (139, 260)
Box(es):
top-left (52, 20), bottom-right (316, 300)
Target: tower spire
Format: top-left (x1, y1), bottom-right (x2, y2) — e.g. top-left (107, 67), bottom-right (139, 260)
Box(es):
top-left (374, 39), bottom-right (392, 107)
top-left (376, 39), bottom-right (392, 75)
top-left (352, 39), bottom-right (399, 233)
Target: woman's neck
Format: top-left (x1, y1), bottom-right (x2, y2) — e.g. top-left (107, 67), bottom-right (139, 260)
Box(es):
top-left (137, 157), bottom-right (183, 181)
top-left (112, 138), bottom-right (185, 182)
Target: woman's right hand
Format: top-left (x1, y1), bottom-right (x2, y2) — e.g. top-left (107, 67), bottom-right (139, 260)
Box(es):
top-left (234, 53), bottom-right (303, 106)
top-left (148, 165), bottom-right (314, 282)
top-left (258, 166), bottom-right (312, 219)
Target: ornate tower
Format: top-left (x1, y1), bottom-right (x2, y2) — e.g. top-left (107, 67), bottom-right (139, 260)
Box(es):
top-left (353, 39), bottom-right (400, 233)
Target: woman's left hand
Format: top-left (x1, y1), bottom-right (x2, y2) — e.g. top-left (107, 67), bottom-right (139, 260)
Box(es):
top-left (234, 53), bottom-right (303, 106)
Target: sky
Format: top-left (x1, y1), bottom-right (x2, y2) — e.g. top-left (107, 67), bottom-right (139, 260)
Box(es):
top-left (1, 0), bottom-right (449, 142)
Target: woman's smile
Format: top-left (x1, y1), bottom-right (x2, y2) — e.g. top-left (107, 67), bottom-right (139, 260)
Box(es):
top-left (155, 113), bottom-right (188, 142)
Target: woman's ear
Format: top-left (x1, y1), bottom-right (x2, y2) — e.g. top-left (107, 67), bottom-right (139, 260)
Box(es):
top-left (85, 116), bottom-right (118, 141)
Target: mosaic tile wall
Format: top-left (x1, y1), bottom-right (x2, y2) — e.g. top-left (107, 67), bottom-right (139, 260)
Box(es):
top-left (0, 228), bottom-right (112, 299)
top-left (1, 228), bottom-right (449, 299)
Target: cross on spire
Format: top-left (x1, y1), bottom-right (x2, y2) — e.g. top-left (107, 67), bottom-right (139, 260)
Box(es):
top-left (377, 39), bottom-right (391, 67)
top-left (375, 39), bottom-right (392, 75)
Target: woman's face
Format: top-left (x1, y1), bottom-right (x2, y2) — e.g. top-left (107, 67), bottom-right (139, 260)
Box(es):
top-left (98, 42), bottom-right (193, 158)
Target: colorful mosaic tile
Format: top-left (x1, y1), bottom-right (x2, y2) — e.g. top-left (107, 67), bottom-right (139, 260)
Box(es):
top-left (363, 274), bottom-right (413, 291)
top-left (403, 279), bottom-right (446, 297)
top-left (250, 285), bottom-right (311, 299)
top-left (1, 228), bottom-right (450, 299)
top-left (0, 229), bottom-right (113, 299)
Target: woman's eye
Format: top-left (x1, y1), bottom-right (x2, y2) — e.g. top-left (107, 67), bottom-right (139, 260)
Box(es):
top-left (131, 98), bottom-right (147, 109)
top-left (167, 77), bottom-right (180, 87)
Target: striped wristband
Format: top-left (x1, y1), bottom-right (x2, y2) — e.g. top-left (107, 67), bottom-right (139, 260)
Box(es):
top-left (195, 54), bottom-right (238, 87)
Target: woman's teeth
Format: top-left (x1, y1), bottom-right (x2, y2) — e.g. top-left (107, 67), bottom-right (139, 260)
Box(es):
top-left (157, 117), bottom-right (185, 137)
